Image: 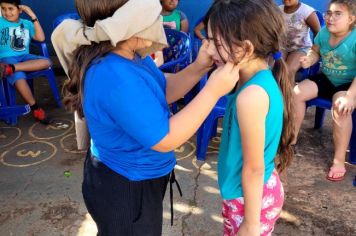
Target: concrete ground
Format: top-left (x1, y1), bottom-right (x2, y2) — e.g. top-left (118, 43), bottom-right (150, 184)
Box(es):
top-left (0, 74), bottom-right (355, 236)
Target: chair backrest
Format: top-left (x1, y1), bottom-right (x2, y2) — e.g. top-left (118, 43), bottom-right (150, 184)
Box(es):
top-left (53, 12), bottom-right (80, 29)
top-left (316, 10), bottom-right (325, 27)
top-left (159, 28), bottom-right (191, 73)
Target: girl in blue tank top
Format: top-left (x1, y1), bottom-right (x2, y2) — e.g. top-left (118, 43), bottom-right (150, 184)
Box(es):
top-left (205, 1), bottom-right (295, 235)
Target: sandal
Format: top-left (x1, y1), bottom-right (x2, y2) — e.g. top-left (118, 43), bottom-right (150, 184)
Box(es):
top-left (326, 166), bottom-right (346, 182)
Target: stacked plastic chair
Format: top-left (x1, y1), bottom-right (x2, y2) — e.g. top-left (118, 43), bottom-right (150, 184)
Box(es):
top-left (159, 28), bottom-right (192, 112)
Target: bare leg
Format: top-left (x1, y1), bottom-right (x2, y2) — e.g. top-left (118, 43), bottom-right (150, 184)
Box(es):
top-left (292, 79), bottom-right (318, 144)
top-left (328, 91), bottom-right (354, 179)
top-left (286, 51), bottom-right (306, 84)
top-left (14, 79), bottom-right (36, 105)
top-left (14, 59), bottom-right (50, 72)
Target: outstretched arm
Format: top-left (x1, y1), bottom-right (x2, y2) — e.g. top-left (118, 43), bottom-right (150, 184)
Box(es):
top-left (152, 62), bottom-right (240, 152)
top-left (237, 85), bottom-right (269, 236)
top-left (20, 5), bottom-right (45, 41)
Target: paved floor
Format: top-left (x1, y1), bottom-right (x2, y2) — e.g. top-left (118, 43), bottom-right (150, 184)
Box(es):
top-left (0, 75), bottom-right (355, 236)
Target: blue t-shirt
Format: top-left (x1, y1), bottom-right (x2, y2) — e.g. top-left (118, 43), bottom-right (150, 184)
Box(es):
top-left (218, 70), bottom-right (284, 200)
top-left (315, 27), bottom-right (356, 86)
top-left (0, 17), bottom-right (35, 59)
top-left (84, 53), bottom-right (176, 181)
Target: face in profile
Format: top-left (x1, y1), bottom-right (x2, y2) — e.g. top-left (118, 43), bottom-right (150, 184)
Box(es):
top-left (206, 22), bottom-right (247, 67)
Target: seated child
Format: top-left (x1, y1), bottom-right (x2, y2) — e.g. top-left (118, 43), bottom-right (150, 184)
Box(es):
top-left (293, 0), bottom-right (356, 182)
top-left (161, 0), bottom-right (189, 33)
top-left (0, 0), bottom-right (51, 124)
top-left (280, 0), bottom-right (321, 83)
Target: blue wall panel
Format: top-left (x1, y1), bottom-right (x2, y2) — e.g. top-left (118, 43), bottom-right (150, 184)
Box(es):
top-left (22, 0), bottom-right (327, 53)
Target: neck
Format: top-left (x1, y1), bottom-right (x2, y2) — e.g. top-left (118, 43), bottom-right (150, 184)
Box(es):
top-left (284, 2), bottom-right (301, 13)
top-left (331, 29), bottom-right (351, 39)
top-left (112, 43), bottom-right (135, 60)
top-left (161, 9), bottom-right (173, 15)
top-left (239, 58), bottom-right (269, 84)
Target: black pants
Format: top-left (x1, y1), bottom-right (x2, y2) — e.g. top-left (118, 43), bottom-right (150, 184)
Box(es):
top-left (82, 152), bottom-right (170, 236)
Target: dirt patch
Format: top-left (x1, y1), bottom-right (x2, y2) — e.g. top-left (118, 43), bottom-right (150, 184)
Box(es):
top-left (0, 205), bottom-right (36, 225)
top-left (40, 201), bottom-right (80, 230)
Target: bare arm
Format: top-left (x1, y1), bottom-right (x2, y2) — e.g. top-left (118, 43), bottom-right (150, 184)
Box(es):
top-left (152, 63), bottom-right (240, 152)
top-left (334, 77), bottom-right (356, 115)
top-left (300, 44), bottom-right (320, 68)
top-left (306, 11), bottom-right (321, 39)
top-left (19, 5), bottom-right (45, 41)
top-left (165, 40), bottom-right (213, 104)
top-left (237, 86), bottom-right (269, 235)
top-left (180, 19), bottom-right (189, 33)
top-left (194, 21), bottom-right (206, 40)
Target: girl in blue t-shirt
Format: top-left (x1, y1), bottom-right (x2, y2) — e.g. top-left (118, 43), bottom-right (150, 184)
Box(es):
top-left (293, 0), bottom-right (356, 182)
top-left (59, 0), bottom-right (239, 235)
top-left (204, 1), bottom-right (294, 235)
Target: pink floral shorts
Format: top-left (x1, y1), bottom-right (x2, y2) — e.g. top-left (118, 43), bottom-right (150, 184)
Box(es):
top-left (222, 170), bottom-right (284, 236)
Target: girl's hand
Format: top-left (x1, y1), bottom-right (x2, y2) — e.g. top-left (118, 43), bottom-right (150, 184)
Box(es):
top-left (205, 62), bottom-right (239, 99)
top-left (299, 56), bottom-right (313, 69)
top-left (334, 94), bottom-right (355, 116)
top-left (194, 40), bottom-right (214, 71)
top-left (237, 221), bottom-right (260, 236)
top-left (19, 5), bottom-right (36, 19)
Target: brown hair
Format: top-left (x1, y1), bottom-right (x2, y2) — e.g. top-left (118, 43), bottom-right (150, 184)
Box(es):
top-left (63, 0), bottom-right (128, 118)
top-left (329, 0), bottom-right (356, 28)
top-left (206, 0), bottom-right (294, 173)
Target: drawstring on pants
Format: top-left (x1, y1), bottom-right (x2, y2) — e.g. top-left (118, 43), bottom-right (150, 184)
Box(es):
top-left (169, 169), bottom-right (182, 226)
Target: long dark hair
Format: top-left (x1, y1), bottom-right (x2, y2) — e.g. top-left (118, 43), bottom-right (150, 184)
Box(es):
top-left (63, 0), bottom-right (128, 118)
top-left (206, 0), bottom-right (294, 173)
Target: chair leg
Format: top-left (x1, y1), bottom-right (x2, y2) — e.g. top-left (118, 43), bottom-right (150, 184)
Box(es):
top-left (46, 69), bottom-right (63, 107)
top-left (349, 112), bottom-right (356, 165)
top-left (4, 80), bottom-right (19, 125)
top-left (314, 107), bottom-right (326, 129)
top-left (196, 114), bottom-right (216, 161)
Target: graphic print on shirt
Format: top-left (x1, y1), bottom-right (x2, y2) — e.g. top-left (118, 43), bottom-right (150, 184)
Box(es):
top-left (163, 21), bottom-right (177, 30)
top-left (0, 24), bottom-right (30, 52)
top-left (322, 50), bottom-right (348, 76)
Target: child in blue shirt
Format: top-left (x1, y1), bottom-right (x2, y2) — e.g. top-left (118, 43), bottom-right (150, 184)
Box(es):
top-left (0, 0), bottom-right (51, 123)
top-left (293, 0), bottom-right (356, 181)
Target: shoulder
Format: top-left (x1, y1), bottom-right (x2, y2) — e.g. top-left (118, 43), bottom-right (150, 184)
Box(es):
top-left (236, 85), bottom-right (269, 112)
top-left (300, 3), bottom-right (315, 16)
top-left (20, 18), bottom-right (34, 28)
top-left (177, 10), bottom-right (187, 19)
top-left (87, 54), bottom-right (141, 84)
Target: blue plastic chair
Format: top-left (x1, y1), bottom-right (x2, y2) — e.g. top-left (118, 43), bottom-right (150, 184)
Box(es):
top-left (159, 28), bottom-right (192, 112)
top-left (0, 77), bottom-right (30, 123)
top-left (306, 98), bottom-right (356, 164)
top-left (159, 28), bottom-right (192, 73)
top-left (195, 74), bottom-right (228, 161)
top-left (2, 40), bottom-right (62, 125)
top-left (53, 12), bottom-right (80, 29)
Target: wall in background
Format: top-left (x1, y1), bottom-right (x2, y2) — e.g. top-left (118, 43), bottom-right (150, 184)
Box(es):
top-left (21, 0), bottom-right (328, 53)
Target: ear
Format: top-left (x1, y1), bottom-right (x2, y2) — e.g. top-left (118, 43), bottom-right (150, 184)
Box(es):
top-left (242, 40), bottom-right (255, 58)
top-left (349, 14), bottom-right (356, 26)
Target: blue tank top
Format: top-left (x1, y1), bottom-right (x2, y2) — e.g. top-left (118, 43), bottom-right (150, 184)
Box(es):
top-left (218, 70), bottom-right (284, 200)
